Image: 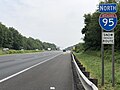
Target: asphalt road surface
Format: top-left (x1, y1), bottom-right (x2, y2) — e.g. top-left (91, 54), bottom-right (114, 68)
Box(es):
top-left (0, 51), bottom-right (74, 90)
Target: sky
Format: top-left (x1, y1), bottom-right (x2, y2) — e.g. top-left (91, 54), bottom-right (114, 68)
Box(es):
top-left (0, 0), bottom-right (101, 49)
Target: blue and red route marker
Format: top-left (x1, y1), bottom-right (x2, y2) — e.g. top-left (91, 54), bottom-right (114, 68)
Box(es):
top-left (99, 13), bottom-right (117, 31)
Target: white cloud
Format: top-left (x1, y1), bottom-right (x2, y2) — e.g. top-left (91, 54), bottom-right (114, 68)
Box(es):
top-left (0, 0), bottom-right (100, 48)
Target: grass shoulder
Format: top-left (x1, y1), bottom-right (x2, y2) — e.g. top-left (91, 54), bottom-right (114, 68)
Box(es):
top-left (0, 49), bottom-right (43, 56)
top-left (74, 51), bottom-right (120, 90)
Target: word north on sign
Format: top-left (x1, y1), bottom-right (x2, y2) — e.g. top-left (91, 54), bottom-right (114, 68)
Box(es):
top-left (99, 3), bottom-right (117, 13)
top-left (102, 32), bottom-right (114, 44)
top-left (99, 13), bottom-right (117, 31)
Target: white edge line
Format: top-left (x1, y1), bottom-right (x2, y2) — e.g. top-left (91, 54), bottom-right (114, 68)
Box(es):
top-left (0, 53), bottom-right (62, 83)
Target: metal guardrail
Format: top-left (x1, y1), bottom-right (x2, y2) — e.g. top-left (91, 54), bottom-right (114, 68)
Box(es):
top-left (72, 54), bottom-right (98, 90)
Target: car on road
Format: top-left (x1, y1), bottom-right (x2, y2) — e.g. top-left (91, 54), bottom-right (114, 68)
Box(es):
top-left (63, 50), bottom-right (66, 52)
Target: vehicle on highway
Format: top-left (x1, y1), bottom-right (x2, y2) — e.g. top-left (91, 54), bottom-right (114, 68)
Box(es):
top-left (63, 50), bottom-right (66, 52)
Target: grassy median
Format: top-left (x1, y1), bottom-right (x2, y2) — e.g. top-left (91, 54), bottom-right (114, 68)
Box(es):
top-left (75, 51), bottom-right (120, 90)
top-left (0, 49), bottom-right (42, 55)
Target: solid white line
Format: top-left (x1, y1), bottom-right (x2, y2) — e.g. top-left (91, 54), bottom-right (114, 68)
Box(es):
top-left (0, 53), bottom-right (61, 83)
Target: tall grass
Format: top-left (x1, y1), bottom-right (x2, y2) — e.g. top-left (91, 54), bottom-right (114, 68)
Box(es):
top-left (75, 51), bottom-right (120, 90)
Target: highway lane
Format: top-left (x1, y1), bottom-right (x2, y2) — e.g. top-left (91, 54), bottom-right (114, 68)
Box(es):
top-left (0, 51), bottom-right (74, 90)
top-left (0, 51), bottom-right (62, 80)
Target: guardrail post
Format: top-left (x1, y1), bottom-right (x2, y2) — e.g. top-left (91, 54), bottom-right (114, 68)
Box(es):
top-left (80, 67), bottom-right (85, 71)
top-left (89, 78), bottom-right (98, 87)
top-left (72, 53), bottom-right (98, 90)
top-left (83, 71), bottom-right (90, 78)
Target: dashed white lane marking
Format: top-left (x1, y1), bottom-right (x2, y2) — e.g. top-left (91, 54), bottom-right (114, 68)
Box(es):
top-left (50, 87), bottom-right (55, 89)
top-left (0, 54), bottom-right (62, 83)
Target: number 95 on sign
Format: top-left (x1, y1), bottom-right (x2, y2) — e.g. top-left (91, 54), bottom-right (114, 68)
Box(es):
top-left (99, 13), bottom-right (117, 31)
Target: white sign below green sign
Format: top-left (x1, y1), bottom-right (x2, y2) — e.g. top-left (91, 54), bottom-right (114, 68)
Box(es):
top-left (102, 32), bottom-right (114, 44)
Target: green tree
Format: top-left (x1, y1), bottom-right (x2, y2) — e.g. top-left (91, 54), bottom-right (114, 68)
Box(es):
top-left (82, 12), bottom-right (101, 50)
top-left (9, 27), bottom-right (23, 50)
top-left (81, 1), bottom-right (120, 51)
top-left (0, 22), bottom-right (57, 50)
top-left (43, 42), bottom-right (57, 50)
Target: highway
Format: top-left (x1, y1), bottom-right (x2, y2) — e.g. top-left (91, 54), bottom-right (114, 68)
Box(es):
top-left (0, 51), bottom-right (76, 90)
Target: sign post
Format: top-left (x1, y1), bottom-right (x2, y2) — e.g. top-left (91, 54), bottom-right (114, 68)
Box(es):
top-left (99, 1), bottom-right (117, 87)
top-left (112, 29), bottom-right (115, 87)
top-left (101, 30), bottom-right (104, 86)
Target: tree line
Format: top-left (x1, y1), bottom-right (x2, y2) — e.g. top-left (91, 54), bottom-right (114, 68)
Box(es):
top-left (0, 22), bottom-right (57, 50)
top-left (75, 0), bottom-right (120, 52)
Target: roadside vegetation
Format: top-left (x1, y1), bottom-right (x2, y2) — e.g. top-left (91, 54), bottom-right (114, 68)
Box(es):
top-left (0, 23), bottom-right (57, 51)
top-left (75, 51), bottom-right (120, 90)
top-left (70, 1), bottom-right (120, 90)
top-left (81, 1), bottom-right (120, 51)
top-left (0, 21), bottom-right (58, 55)
top-left (0, 49), bottom-right (43, 55)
